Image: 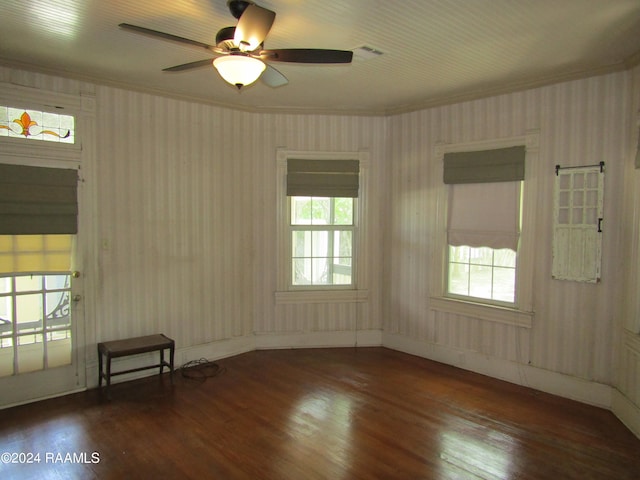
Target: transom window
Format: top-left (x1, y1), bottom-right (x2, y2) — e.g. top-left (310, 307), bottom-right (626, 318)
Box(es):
top-left (290, 197), bottom-right (354, 286)
top-left (0, 106), bottom-right (74, 144)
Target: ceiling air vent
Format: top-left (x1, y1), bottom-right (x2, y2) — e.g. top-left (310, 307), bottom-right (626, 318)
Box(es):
top-left (352, 45), bottom-right (384, 60)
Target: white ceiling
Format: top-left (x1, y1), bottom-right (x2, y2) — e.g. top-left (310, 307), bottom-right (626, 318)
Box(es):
top-left (1, 0), bottom-right (639, 115)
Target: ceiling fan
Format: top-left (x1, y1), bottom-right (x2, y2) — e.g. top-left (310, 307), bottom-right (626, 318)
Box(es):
top-left (119, 0), bottom-right (353, 90)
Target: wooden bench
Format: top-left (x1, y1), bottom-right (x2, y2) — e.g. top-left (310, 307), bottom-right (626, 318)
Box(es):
top-left (97, 334), bottom-right (175, 399)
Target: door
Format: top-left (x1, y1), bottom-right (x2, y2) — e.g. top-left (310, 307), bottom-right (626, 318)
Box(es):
top-left (0, 235), bottom-right (84, 406)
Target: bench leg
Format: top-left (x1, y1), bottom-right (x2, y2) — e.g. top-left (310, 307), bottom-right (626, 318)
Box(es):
top-left (98, 348), bottom-right (103, 387)
top-left (169, 344), bottom-right (175, 384)
top-left (105, 355), bottom-right (112, 400)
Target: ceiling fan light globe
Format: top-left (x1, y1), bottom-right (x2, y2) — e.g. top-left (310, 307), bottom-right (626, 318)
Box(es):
top-left (213, 55), bottom-right (266, 88)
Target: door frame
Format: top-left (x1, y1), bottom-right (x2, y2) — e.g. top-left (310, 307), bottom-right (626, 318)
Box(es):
top-left (0, 84), bottom-right (96, 407)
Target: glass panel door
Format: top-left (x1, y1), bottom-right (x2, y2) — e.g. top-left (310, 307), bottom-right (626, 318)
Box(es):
top-left (0, 273), bottom-right (73, 377)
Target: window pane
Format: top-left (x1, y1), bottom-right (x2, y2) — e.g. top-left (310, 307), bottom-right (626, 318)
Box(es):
top-left (47, 335), bottom-right (71, 368)
top-left (493, 249), bottom-right (516, 268)
top-left (469, 265), bottom-right (492, 298)
top-left (0, 278), bottom-right (11, 294)
top-left (292, 197), bottom-right (313, 225)
top-left (0, 299), bottom-right (12, 334)
top-left (16, 275), bottom-right (42, 292)
top-left (17, 339), bottom-right (43, 373)
top-left (448, 262), bottom-right (469, 296)
top-left (312, 257), bottom-right (330, 284)
top-left (312, 231), bottom-right (330, 257)
top-left (292, 231), bottom-right (310, 257)
top-left (312, 198), bottom-right (331, 225)
top-left (469, 247), bottom-right (493, 266)
top-left (332, 259), bottom-right (352, 284)
top-left (46, 291), bottom-right (70, 327)
top-left (0, 345), bottom-right (13, 376)
top-left (493, 267), bottom-right (516, 302)
top-left (45, 275), bottom-right (69, 290)
top-left (449, 245), bottom-right (469, 263)
top-left (16, 293), bottom-right (43, 326)
top-left (333, 198), bottom-right (354, 225)
top-left (292, 258), bottom-right (312, 285)
top-left (335, 231), bottom-right (352, 257)
top-left (291, 197), bottom-right (354, 226)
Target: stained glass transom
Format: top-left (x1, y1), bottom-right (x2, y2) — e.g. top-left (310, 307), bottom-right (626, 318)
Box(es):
top-left (0, 106), bottom-right (74, 144)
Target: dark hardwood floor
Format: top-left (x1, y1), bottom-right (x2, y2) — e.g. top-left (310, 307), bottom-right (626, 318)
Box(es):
top-left (1, 347), bottom-right (639, 479)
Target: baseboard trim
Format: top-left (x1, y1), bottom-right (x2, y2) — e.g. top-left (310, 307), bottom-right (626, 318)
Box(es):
top-left (382, 332), bottom-right (612, 409)
top-left (611, 389), bottom-right (640, 439)
top-left (1, 387), bottom-right (87, 410)
top-left (254, 329), bottom-right (383, 350)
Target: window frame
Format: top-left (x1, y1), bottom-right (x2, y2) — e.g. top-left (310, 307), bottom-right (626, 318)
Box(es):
top-left (446, 244), bottom-right (518, 307)
top-left (0, 271), bottom-right (73, 376)
top-left (0, 83), bottom-right (84, 164)
top-left (289, 196), bottom-right (356, 288)
top-left (429, 133), bottom-right (539, 328)
top-left (276, 149), bottom-right (370, 304)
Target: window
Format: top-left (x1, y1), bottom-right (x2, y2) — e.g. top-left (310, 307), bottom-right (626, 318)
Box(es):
top-left (448, 246), bottom-right (517, 303)
top-left (446, 179), bottom-right (522, 306)
top-left (0, 106), bottom-right (74, 144)
top-left (276, 150), bottom-right (370, 300)
top-left (0, 235), bottom-right (74, 377)
top-left (430, 135), bottom-right (538, 327)
top-left (0, 270), bottom-right (72, 377)
top-left (286, 157), bottom-right (358, 289)
top-left (0, 163), bottom-right (78, 376)
top-left (290, 196), bottom-right (354, 286)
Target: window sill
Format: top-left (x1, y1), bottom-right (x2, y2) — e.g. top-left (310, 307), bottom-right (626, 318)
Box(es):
top-left (276, 289), bottom-right (369, 305)
top-left (429, 296), bottom-right (533, 328)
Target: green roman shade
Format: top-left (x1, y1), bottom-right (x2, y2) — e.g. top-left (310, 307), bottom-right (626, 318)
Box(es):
top-left (0, 163), bottom-right (78, 234)
top-left (443, 146), bottom-right (525, 184)
top-left (287, 159), bottom-right (359, 198)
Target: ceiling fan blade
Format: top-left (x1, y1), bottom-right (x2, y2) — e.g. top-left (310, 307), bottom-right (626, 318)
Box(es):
top-left (233, 4), bottom-right (276, 51)
top-left (162, 59), bottom-right (214, 72)
top-left (259, 49), bottom-right (353, 64)
top-left (119, 23), bottom-right (218, 54)
top-left (260, 64), bottom-right (288, 88)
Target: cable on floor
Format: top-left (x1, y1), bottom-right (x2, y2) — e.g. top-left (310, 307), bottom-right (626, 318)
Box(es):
top-left (180, 358), bottom-right (225, 382)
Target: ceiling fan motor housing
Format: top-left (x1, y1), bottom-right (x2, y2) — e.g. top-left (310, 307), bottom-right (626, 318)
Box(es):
top-left (216, 26), bottom-right (236, 47)
top-left (227, 0), bottom-right (254, 19)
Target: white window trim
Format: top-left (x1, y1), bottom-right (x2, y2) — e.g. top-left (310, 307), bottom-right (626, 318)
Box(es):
top-left (275, 148), bottom-right (370, 304)
top-left (628, 113), bottom-right (640, 334)
top-left (429, 132), bottom-right (539, 328)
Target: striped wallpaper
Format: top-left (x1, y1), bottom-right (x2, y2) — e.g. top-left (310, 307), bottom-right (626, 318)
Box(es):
top-left (0, 64), bottom-right (638, 424)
